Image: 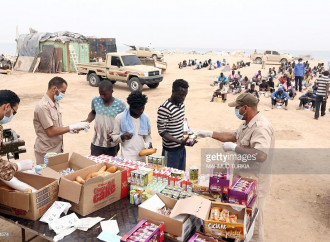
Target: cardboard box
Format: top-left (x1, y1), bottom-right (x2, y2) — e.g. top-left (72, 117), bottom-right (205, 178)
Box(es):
top-left (170, 196), bottom-right (248, 240)
top-left (138, 193), bottom-right (196, 241)
top-left (0, 172), bottom-right (58, 220)
top-left (39, 152), bottom-right (96, 180)
top-left (121, 218), bottom-right (164, 242)
top-left (58, 162), bottom-right (128, 216)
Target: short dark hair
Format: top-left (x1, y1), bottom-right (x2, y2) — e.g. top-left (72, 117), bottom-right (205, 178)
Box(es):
top-left (323, 71), bottom-right (329, 76)
top-left (298, 58), bottom-right (303, 61)
top-left (0, 90), bottom-right (20, 107)
top-left (99, 80), bottom-right (113, 90)
top-left (48, 77), bottom-right (68, 90)
top-left (127, 92), bottom-right (148, 109)
top-left (172, 79), bottom-right (189, 92)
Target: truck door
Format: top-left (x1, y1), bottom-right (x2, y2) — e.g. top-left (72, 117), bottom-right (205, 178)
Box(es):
top-left (265, 50), bottom-right (272, 61)
top-left (139, 47), bottom-right (147, 58)
top-left (107, 56), bottom-right (126, 81)
top-left (271, 51), bottom-right (280, 62)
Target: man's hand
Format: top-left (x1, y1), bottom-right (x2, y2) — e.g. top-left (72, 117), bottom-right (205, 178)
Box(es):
top-left (16, 159), bottom-right (34, 171)
top-left (222, 142), bottom-right (237, 152)
top-left (69, 122), bottom-right (90, 132)
top-left (107, 132), bottom-right (113, 145)
top-left (120, 132), bottom-right (133, 142)
top-left (196, 130), bottom-right (213, 139)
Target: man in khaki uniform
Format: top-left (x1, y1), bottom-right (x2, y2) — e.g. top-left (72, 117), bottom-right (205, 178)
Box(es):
top-left (33, 77), bottom-right (90, 164)
top-left (197, 93), bottom-right (274, 242)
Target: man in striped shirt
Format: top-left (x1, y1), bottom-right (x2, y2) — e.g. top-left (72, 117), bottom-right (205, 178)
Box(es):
top-left (314, 71), bottom-right (329, 120)
top-left (157, 79), bottom-right (189, 170)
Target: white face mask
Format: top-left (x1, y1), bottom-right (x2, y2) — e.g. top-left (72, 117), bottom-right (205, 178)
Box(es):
top-left (0, 106), bottom-right (14, 124)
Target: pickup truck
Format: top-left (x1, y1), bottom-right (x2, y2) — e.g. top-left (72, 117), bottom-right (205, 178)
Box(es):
top-left (250, 50), bottom-right (292, 65)
top-left (126, 45), bottom-right (163, 60)
top-left (77, 53), bottom-right (163, 92)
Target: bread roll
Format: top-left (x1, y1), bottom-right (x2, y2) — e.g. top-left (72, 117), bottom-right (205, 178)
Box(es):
top-left (139, 148), bottom-right (157, 156)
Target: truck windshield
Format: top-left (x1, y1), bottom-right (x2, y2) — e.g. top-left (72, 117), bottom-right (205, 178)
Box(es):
top-left (122, 55), bottom-right (142, 66)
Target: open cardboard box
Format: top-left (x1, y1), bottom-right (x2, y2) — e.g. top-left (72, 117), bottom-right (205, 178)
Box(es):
top-left (170, 196), bottom-right (248, 240)
top-left (58, 162), bottom-right (128, 216)
top-left (0, 172), bottom-right (58, 220)
top-left (138, 193), bottom-right (198, 241)
top-left (39, 152), bottom-right (96, 180)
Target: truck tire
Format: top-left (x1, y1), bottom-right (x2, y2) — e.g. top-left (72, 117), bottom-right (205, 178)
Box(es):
top-left (128, 77), bottom-right (143, 92)
top-left (147, 83), bottom-right (159, 89)
top-left (152, 54), bottom-right (157, 60)
top-left (88, 73), bottom-right (101, 87)
top-left (255, 58), bottom-right (262, 64)
top-left (281, 58), bottom-right (287, 64)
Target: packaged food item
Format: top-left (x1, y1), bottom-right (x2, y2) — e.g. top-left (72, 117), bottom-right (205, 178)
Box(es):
top-left (228, 177), bottom-right (256, 206)
top-left (210, 207), bottom-right (220, 220)
top-left (121, 219), bottom-right (164, 242)
top-left (189, 166), bottom-right (199, 183)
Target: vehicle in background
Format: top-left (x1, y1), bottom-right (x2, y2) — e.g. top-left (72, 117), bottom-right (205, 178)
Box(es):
top-left (77, 52), bottom-right (163, 92)
top-left (251, 50), bottom-right (292, 64)
top-left (126, 45), bottom-right (164, 60)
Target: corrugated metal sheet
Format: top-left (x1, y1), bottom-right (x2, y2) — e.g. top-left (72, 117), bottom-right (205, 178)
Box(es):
top-left (39, 41), bottom-right (90, 72)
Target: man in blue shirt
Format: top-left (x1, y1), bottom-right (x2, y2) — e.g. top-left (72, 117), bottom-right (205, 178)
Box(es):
top-left (293, 58), bottom-right (306, 92)
top-left (297, 89), bottom-right (316, 110)
top-left (83, 80), bottom-right (126, 156)
top-left (211, 72), bottom-right (228, 86)
top-left (270, 87), bottom-right (290, 110)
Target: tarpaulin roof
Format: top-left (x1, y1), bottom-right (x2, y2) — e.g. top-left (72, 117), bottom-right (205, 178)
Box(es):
top-left (17, 30), bottom-right (88, 57)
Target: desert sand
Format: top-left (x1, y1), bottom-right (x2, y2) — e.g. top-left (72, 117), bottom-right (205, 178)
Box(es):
top-left (0, 53), bottom-right (329, 241)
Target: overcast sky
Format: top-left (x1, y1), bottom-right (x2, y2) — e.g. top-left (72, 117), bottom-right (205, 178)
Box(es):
top-left (1, 0), bottom-right (330, 51)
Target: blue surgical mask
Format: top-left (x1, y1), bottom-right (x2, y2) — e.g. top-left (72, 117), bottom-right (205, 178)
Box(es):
top-left (54, 92), bottom-right (65, 101)
top-left (235, 108), bottom-right (244, 120)
top-left (0, 113), bottom-right (13, 124)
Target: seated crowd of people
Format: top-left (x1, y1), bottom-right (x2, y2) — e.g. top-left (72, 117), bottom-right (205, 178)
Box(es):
top-left (210, 60), bottom-right (326, 112)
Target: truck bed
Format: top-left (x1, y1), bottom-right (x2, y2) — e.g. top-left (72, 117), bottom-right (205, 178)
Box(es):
top-left (77, 62), bottom-right (107, 74)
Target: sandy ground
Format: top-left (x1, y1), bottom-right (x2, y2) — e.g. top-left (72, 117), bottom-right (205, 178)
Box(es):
top-left (0, 53), bottom-right (329, 241)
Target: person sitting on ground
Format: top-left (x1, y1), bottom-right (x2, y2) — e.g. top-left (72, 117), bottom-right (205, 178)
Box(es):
top-left (267, 68), bottom-right (274, 79)
top-left (178, 62), bottom-right (182, 69)
top-left (188, 59), bottom-right (192, 66)
top-left (252, 70), bottom-right (262, 85)
top-left (286, 67), bottom-right (294, 81)
top-left (267, 77), bottom-right (275, 93)
top-left (232, 63), bottom-right (237, 70)
top-left (211, 72), bottom-right (228, 86)
top-left (278, 63), bottom-right (285, 74)
top-left (272, 67), bottom-right (277, 78)
top-left (303, 73), bottom-right (312, 88)
top-left (228, 77), bottom-right (241, 95)
top-left (229, 70), bottom-right (237, 82)
top-left (304, 60), bottom-right (310, 69)
top-left (259, 79), bottom-right (270, 92)
top-left (312, 66), bottom-right (318, 77)
top-left (182, 60), bottom-right (187, 67)
top-left (240, 76), bottom-right (251, 89)
top-left (245, 84), bottom-right (259, 101)
top-left (270, 87), bottom-right (290, 110)
top-left (210, 82), bottom-right (227, 103)
top-left (277, 74), bottom-right (288, 87)
top-left (202, 60), bottom-right (209, 68)
top-left (216, 60), bottom-right (221, 68)
top-left (297, 89), bottom-right (316, 111)
top-left (283, 79), bottom-right (296, 99)
top-left (195, 61), bottom-right (201, 69)
top-left (237, 71), bottom-right (242, 80)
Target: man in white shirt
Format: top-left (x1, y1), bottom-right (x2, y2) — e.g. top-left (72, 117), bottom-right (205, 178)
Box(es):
top-left (111, 92), bottom-right (152, 162)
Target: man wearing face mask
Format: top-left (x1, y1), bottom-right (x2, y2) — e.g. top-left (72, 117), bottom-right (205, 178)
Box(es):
top-left (0, 90), bottom-right (34, 189)
top-left (196, 93), bottom-right (274, 242)
top-left (33, 77), bottom-right (90, 164)
top-left (294, 58), bottom-right (306, 92)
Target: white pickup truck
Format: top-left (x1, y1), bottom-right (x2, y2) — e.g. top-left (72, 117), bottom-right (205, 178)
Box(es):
top-left (250, 50), bottom-right (292, 64)
top-left (77, 53), bottom-right (163, 92)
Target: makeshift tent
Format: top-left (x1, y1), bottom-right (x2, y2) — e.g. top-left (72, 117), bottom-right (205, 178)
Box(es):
top-left (16, 30), bottom-right (90, 72)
